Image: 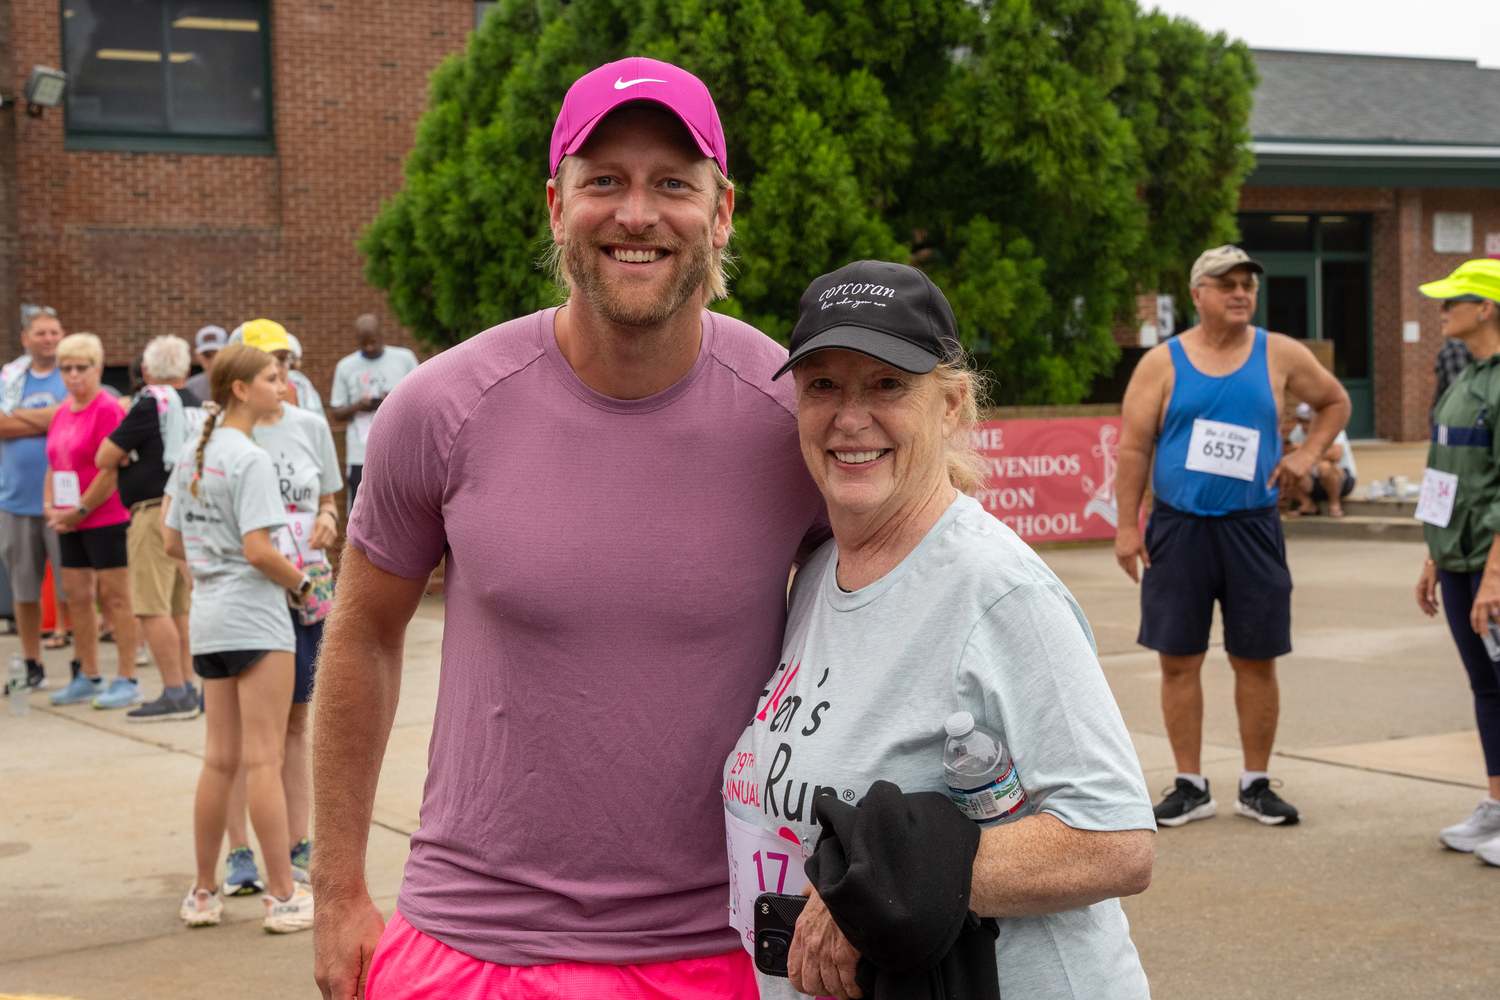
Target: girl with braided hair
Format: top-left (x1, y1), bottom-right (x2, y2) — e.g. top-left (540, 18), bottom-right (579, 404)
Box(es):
top-left (161, 344), bottom-right (317, 932)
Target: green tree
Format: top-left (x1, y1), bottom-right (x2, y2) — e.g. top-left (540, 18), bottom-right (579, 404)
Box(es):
top-left (360, 0), bottom-right (1257, 404)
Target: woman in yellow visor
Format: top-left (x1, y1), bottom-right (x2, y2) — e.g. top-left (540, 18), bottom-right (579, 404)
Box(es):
top-left (1414, 258), bottom-right (1500, 865)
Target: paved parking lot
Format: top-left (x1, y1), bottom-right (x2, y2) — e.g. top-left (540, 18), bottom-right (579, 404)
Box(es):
top-left (1, 537), bottom-right (1496, 999)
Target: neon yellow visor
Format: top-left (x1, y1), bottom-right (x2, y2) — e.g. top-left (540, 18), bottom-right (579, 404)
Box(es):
top-left (1419, 258), bottom-right (1500, 301)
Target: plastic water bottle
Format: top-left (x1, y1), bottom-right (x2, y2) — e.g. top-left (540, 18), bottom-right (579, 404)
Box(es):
top-left (1483, 622), bottom-right (1500, 663)
top-left (8, 652), bottom-right (27, 716)
top-left (943, 711), bottom-right (1024, 825)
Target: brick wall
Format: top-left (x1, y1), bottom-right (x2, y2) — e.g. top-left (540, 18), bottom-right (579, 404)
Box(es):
top-left (3, 0), bottom-right (474, 396)
top-left (1239, 184), bottom-right (1500, 442)
top-left (0, 1), bottom-right (18, 357)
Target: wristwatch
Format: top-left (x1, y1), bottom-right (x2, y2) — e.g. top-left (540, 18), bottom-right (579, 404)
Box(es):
top-left (295, 574), bottom-right (314, 600)
top-left (76, 503), bottom-right (90, 519)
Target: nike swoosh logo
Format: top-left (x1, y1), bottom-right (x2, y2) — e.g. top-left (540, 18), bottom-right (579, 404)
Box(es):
top-left (614, 76), bottom-right (667, 90)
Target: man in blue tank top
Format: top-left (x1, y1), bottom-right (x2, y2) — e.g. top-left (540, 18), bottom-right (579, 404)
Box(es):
top-left (1115, 245), bottom-right (1350, 829)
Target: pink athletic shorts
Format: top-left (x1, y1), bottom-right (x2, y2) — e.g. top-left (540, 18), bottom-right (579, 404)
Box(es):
top-left (365, 911), bottom-right (760, 1000)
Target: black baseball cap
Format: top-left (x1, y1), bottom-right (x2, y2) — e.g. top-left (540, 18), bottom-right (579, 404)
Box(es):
top-left (772, 260), bottom-right (962, 380)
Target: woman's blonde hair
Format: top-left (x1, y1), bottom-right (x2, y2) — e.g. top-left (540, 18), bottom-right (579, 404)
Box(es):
top-left (56, 333), bottom-right (103, 368)
top-left (189, 343), bottom-right (275, 498)
top-left (932, 356), bottom-right (990, 495)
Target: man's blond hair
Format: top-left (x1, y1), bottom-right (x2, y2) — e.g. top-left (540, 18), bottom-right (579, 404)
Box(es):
top-left (543, 157), bottom-right (736, 301)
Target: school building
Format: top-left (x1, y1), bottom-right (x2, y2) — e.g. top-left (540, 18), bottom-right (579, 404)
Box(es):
top-left (0, 0), bottom-right (484, 394)
top-left (3, 12), bottom-right (1499, 439)
top-left (1232, 48), bottom-right (1500, 441)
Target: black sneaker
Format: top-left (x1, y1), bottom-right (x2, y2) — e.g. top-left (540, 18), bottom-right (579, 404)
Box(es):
top-left (25, 659), bottom-right (48, 691)
top-left (1235, 777), bottom-right (1300, 826)
top-left (1153, 778), bottom-right (1217, 827)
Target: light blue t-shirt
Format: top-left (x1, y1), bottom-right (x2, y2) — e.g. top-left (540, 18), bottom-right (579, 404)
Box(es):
top-left (725, 493), bottom-right (1155, 1000)
top-left (165, 428), bottom-right (293, 655)
top-left (0, 368), bottom-right (65, 516)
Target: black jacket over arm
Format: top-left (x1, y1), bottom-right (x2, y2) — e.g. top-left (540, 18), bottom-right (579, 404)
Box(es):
top-left (804, 780), bottom-right (1001, 1000)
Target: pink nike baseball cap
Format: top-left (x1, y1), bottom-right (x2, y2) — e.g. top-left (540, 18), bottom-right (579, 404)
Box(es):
top-left (549, 57), bottom-right (727, 177)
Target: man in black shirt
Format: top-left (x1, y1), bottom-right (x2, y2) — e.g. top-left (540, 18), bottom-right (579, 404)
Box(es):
top-left (97, 335), bottom-right (202, 722)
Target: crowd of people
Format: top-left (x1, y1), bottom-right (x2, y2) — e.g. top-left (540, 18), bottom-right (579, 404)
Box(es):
top-left (0, 309), bottom-right (417, 934)
top-left (7, 52), bottom-right (1500, 1000)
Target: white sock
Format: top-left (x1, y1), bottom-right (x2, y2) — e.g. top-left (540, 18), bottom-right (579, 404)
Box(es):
top-left (1241, 770), bottom-right (1269, 791)
top-left (1176, 773), bottom-right (1207, 792)
top-left (1486, 797), bottom-right (1500, 807)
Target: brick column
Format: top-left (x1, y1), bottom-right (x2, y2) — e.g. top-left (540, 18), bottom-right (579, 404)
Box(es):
top-left (1393, 189), bottom-right (1427, 441)
top-left (0, 0), bottom-right (19, 359)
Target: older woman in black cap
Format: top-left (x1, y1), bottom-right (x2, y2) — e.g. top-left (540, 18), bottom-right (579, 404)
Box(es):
top-left (721, 262), bottom-right (1156, 1000)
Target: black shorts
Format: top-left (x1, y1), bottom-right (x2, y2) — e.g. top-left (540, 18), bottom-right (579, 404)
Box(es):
top-left (57, 521), bottom-right (130, 570)
top-left (193, 649), bottom-right (272, 680)
top-left (1138, 501), bottom-right (1293, 660)
top-left (1309, 467), bottom-right (1356, 501)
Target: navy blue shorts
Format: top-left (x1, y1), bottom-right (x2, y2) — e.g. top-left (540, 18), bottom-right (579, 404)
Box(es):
top-left (292, 610), bottom-right (325, 705)
top-left (1138, 501), bottom-right (1293, 660)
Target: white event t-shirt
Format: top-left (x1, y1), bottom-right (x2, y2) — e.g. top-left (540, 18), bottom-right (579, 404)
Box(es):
top-left (723, 494), bottom-right (1155, 1000)
top-left (165, 428), bottom-right (294, 654)
top-left (329, 346), bottom-right (419, 466)
top-left (252, 402), bottom-right (343, 514)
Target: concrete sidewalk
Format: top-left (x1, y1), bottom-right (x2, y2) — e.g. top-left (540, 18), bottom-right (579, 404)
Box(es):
top-left (2, 538), bottom-right (1497, 998)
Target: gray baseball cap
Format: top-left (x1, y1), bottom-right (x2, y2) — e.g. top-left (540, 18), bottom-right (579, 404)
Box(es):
top-left (195, 325), bottom-right (227, 352)
top-left (1190, 245), bottom-right (1264, 287)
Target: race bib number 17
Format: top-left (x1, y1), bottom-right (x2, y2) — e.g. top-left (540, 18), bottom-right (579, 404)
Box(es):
top-left (724, 806), bottom-right (808, 956)
top-left (1185, 418), bottom-right (1260, 482)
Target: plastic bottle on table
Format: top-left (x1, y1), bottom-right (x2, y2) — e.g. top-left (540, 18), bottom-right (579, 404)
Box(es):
top-left (8, 652), bottom-right (27, 716)
top-left (942, 711), bottom-right (1024, 825)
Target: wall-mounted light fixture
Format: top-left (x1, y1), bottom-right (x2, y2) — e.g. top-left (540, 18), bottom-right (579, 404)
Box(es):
top-left (24, 66), bottom-right (68, 118)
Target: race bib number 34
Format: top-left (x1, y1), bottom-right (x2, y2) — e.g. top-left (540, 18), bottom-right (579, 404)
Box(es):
top-left (1185, 418), bottom-right (1260, 482)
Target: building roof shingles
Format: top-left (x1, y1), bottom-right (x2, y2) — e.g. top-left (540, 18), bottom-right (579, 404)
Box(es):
top-left (1251, 49), bottom-right (1500, 146)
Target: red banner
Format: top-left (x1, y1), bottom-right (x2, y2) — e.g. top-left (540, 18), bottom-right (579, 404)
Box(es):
top-left (972, 417), bottom-right (1122, 544)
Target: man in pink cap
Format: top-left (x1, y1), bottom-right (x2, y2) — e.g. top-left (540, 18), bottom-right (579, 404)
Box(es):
top-left (312, 58), bottom-right (827, 1000)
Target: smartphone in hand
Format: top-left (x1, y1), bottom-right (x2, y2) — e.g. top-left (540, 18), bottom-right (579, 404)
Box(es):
top-left (753, 892), bottom-right (808, 977)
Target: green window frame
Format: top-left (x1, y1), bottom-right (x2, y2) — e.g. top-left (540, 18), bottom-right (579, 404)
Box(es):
top-left (61, 0), bottom-right (274, 156)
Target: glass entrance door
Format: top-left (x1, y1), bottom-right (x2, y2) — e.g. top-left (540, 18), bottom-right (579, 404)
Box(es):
top-left (1239, 214), bottom-right (1374, 439)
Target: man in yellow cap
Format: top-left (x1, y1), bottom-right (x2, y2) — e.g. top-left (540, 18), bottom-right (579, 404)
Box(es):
top-left (1413, 258), bottom-right (1500, 867)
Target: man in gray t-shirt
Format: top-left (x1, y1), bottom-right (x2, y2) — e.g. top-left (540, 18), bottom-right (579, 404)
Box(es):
top-left (185, 326), bottom-right (226, 403)
top-left (326, 314), bottom-right (418, 511)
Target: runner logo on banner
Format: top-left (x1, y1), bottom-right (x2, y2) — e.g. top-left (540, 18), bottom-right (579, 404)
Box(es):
top-left (971, 417), bottom-right (1122, 544)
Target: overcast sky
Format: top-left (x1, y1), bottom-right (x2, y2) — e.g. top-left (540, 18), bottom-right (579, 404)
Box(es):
top-left (1147, 1), bottom-right (1500, 68)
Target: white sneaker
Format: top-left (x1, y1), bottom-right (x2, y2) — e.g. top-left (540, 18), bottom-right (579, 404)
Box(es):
top-left (263, 885), bottom-right (314, 933)
top-left (1440, 799), bottom-right (1500, 852)
top-left (1477, 833), bottom-right (1500, 867)
top-left (181, 887), bottom-right (223, 927)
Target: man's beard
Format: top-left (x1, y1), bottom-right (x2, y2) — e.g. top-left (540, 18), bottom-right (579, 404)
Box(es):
top-left (565, 228), bottom-right (715, 328)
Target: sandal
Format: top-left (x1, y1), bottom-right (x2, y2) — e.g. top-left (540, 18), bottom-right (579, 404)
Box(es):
top-left (43, 631), bottom-right (71, 649)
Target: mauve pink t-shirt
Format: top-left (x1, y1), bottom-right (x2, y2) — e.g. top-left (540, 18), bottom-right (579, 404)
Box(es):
top-left (349, 308), bottom-right (828, 967)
